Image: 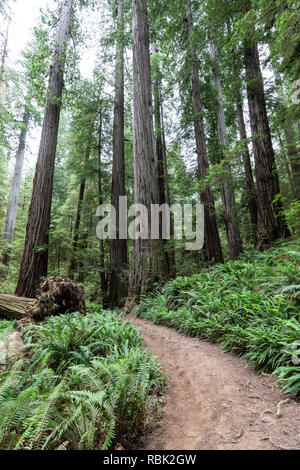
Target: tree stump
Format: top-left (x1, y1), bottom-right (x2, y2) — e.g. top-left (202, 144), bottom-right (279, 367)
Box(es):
top-left (0, 276), bottom-right (86, 321)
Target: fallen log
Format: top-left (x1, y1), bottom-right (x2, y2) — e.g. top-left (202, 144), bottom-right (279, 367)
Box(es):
top-left (0, 276), bottom-right (86, 321)
top-left (0, 294), bottom-right (36, 320)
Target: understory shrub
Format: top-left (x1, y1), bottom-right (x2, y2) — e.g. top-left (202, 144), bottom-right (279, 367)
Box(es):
top-left (0, 307), bottom-right (164, 450)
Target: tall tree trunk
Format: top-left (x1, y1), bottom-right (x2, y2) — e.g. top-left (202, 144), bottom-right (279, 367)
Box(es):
top-left (98, 107), bottom-right (108, 307)
top-left (0, 18), bottom-right (9, 97)
top-left (277, 129), bottom-right (296, 196)
top-left (2, 106), bottom-right (30, 266)
top-left (285, 125), bottom-right (300, 199)
top-left (211, 41), bottom-right (242, 260)
top-left (186, 2), bottom-right (224, 264)
top-left (226, 18), bottom-right (258, 246)
top-left (152, 45), bottom-right (172, 277)
top-left (15, 0), bottom-right (74, 298)
top-left (272, 67), bottom-right (299, 200)
top-left (243, 40), bottom-right (290, 242)
top-left (77, 231), bottom-right (88, 283)
top-left (160, 98), bottom-right (176, 276)
top-left (68, 137), bottom-right (92, 279)
top-left (109, 1), bottom-right (128, 307)
top-left (127, 0), bottom-right (169, 304)
top-left (235, 92), bottom-right (258, 246)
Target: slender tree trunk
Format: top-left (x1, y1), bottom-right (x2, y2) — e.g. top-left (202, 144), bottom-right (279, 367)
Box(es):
top-left (2, 106), bottom-right (30, 266)
top-left (160, 99), bottom-right (176, 276)
top-left (15, 0), bottom-right (74, 298)
top-left (0, 18), bottom-right (9, 97)
top-left (273, 67), bottom-right (299, 200)
top-left (285, 126), bottom-right (300, 199)
top-left (277, 129), bottom-right (296, 196)
top-left (77, 231), bottom-right (88, 283)
top-left (226, 19), bottom-right (258, 246)
top-left (211, 41), bottom-right (242, 259)
top-left (243, 40), bottom-right (290, 242)
top-left (109, 1), bottom-right (128, 307)
top-left (186, 2), bottom-right (224, 264)
top-left (127, 0), bottom-right (169, 304)
top-left (235, 89), bottom-right (258, 246)
top-left (152, 44), bottom-right (172, 277)
top-left (98, 107), bottom-right (108, 307)
top-left (68, 137), bottom-right (92, 279)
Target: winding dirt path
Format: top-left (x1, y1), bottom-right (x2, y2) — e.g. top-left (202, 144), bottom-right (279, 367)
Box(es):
top-left (128, 315), bottom-right (300, 450)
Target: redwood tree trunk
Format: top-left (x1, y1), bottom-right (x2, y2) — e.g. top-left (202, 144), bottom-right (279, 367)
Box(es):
top-left (211, 41), bottom-right (242, 260)
top-left (68, 136), bottom-right (92, 279)
top-left (235, 92), bottom-right (258, 246)
top-left (186, 2), bottom-right (224, 264)
top-left (161, 98), bottom-right (176, 276)
top-left (0, 18), bottom-right (9, 95)
top-left (98, 107), bottom-right (108, 307)
top-left (153, 45), bottom-right (171, 278)
top-left (2, 106), bottom-right (30, 266)
top-left (244, 40), bottom-right (290, 242)
top-left (109, 0), bottom-right (128, 307)
top-left (15, 0), bottom-right (74, 298)
top-left (285, 125), bottom-right (300, 199)
top-left (127, 0), bottom-right (169, 303)
top-left (273, 66), bottom-right (299, 200)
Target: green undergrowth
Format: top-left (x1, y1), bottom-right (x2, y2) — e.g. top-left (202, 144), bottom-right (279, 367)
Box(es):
top-left (0, 305), bottom-right (164, 450)
top-left (135, 240), bottom-right (300, 396)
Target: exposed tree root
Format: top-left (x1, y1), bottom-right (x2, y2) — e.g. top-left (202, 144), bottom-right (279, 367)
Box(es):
top-left (276, 398), bottom-right (291, 418)
top-left (266, 432), bottom-right (300, 451)
top-left (0, 276), bottom-right (86, 321)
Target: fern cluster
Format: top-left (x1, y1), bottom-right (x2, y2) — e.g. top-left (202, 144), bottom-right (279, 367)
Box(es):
top-left (0, 308), bottom-right (164, 450)
top-left (135, 241), bottom-right (300, 395)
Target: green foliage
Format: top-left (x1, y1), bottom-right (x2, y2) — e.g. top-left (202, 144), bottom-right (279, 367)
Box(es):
top-left (0, 306), bottom-right (164, 450)
top-left (0, 319), bottom-right (17, 338)
top-left (285, 201), bottom-right (300, 234)
top-left (135, 241), bottom-right (300, 395)
top-left (257, 0), bottom-right (300, 79)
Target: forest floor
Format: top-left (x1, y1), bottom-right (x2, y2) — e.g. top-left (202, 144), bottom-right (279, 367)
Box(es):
top-left (128, 315), bottom-right (300, 451)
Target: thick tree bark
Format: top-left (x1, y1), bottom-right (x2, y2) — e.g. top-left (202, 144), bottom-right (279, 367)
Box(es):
top-left (235, 93), bottom-right (258, 246)
top-left (211, 41), bottom-right (242, 260)
top-left (186, 2), bottom-right (224, 264)
top-left (127, 0), bottom-right (169, 304)
top-left (15, 0), bottom-right (74, 298)
top-left (109, 1), bottom-right (128, 307)
top-left (243, 41), bottom-right (290, 242)
top-left (2, 106), bottom-right (30, 266)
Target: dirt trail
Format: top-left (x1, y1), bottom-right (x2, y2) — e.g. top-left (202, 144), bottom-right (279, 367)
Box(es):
top-left (128, 315), bottom-right (300, 450)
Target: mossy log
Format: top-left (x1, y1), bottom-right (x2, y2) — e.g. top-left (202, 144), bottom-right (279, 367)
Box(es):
top-left (0, 276), bottom-right (86, 321)
top-left (0, 294), bottom-right (35, 320)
